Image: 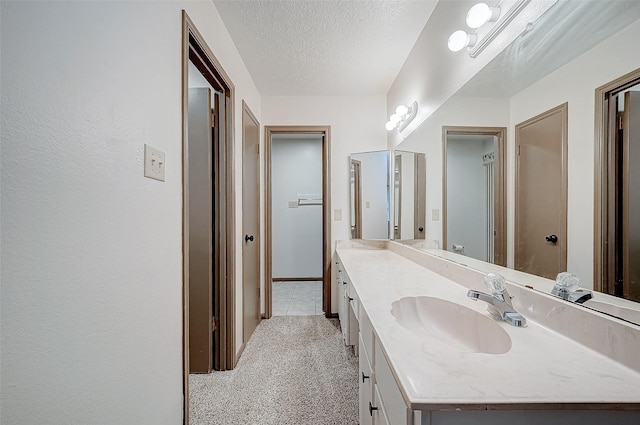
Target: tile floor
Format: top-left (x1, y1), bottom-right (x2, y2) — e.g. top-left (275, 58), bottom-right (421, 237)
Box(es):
top-left (272, 281), bottom-right (323, 316)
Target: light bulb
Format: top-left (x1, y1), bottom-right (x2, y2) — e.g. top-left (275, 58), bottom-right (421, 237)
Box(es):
top-left (448, 30), bottom-right (470, 52)
top-left (389, 113), bottom-right (401, 124)
top-left (385, 121), bottom-right (396, 131)
top-left (466, 3), bottom-right (500, 28)
top-left (395, 105), bottom-right (409, 117)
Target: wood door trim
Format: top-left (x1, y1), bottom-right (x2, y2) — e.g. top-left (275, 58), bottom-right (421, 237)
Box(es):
top-left (514, 103), bottom-right (568, 273)
top-left (594, 67), bottom-right (640, 293)
top-left (414, 153), bottom-right (427, 240)
top-left (182, 10), bottom-right (237, 424)
top-left (442, 126), bottom-right (507, 266)
top-left (351, 159), bottom-right (362, 239)
top-left (241, 100), bottom-right (260, 347)
top-left (264, 126), bottom-right (332, 318)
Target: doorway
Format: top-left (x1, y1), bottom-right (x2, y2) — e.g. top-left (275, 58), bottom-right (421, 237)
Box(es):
top-left (181, 10), bottom-right (236, 423)
top-left (264, 126), bottom-right (332, 318)
top-left (595, 68), bottom-right (640, 302)
top-left (514, 104), bottom-right (568, 280)
top-left (442, 127), bottom-right (506, 266)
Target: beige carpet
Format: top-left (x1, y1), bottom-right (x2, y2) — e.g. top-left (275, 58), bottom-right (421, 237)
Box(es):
top-left (189, 316), bottom-right (359, 425)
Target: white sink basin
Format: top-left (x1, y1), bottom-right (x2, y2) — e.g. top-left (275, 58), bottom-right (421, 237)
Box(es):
top-left (391, 296), bottom-right (512, 355)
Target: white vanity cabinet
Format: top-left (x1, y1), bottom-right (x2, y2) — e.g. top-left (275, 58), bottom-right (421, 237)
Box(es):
top-left (335, 256), bottom-right (359, 348)
top-left (336, 243), bottom-right (640, 425)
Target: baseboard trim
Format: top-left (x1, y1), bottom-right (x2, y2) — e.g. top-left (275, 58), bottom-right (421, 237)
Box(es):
top-left (234, 341), bottom-right (246, 367)
top-left (273, 277), bottom-right (323, 282)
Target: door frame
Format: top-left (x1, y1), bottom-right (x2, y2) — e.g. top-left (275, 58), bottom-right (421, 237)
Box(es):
top-left (264, 126), bottom-right (332, 318)
top-left (594, 67), bottom-right (640, 293)
top-left (350, 158), bottom-right (362, 239)
top-left (181, 10), bottom-right (237, 423)
top-left (442, 126), bottom-right (507, 266)
top-left (241, 100), bottom-right (260, 355)
top-left (514, 103), bottom-right (568, 275)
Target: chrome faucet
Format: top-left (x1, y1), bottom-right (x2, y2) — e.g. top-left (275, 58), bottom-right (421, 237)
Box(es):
top-left (551, 272), bottom-right (593, 304)
top-left (467, 273), bottom-right (527, 327)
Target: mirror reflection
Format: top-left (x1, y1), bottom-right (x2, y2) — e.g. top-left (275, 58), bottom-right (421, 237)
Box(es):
top-left (349, 151), bottom-right (390, 240)
top-left (394, 2), bottom-right (640, 324)
top-left (443, 128), bottom-right (506, 266)
top-left (394, 150), bottom-right (426, 240)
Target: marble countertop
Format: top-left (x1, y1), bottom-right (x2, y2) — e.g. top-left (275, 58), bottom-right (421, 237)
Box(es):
top-left (337, 245), bottom-right (640, 411)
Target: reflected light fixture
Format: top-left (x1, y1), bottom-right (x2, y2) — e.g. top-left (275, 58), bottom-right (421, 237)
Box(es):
top-left (447, 30), bottom-right (477, 52)
top-left (386, 101), bottom-right (418, 132)
top-left (466, 3), bottom-right (500, 29)
top-left (447, 0), bottom-right (548, 57)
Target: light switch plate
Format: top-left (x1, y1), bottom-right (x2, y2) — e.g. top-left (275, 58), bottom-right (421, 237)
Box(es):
top-left (288, 201), bottom-right (298, 208)
top-left (334, 209), bottom-right (342, 221)
top-left (432, 209), bottom-right (440, 221)
top-left (365, 201), bottom-right (371, 209)
top-left (144, 144), bottom-right (165, 182)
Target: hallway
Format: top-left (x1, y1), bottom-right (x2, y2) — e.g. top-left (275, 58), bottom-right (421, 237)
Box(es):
top-left (189, 316), bottom-right (358, 424)
top-left (272, 281), bottom-right (323, 316)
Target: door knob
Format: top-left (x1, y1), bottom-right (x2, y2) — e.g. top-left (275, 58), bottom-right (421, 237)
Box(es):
top-left (244, 234), bottom-right (254, 243)
top-left (418, 227), bottom-right (424, 232)
top-left (545, 234), bottom-right (558, 244)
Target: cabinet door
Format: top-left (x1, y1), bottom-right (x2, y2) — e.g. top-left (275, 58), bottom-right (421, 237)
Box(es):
top-left (359, 333), bottom-right (373, 425)
top-left (373, 384), bottom-right (390, 425)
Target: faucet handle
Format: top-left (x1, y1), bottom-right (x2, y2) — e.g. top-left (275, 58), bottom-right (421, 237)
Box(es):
top-left (484, 273), bottom-right (507, 295)
top-left (555, 272), bottom-right (581, 291)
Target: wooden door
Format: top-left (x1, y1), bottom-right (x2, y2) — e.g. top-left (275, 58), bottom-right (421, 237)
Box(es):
top-left (187, 87), bottom-right (214, 373)
top-left (351, 159), bottom-right (362, 239)
top-left (515, 103), bottom-right (568, 279)
top-left (414, 153), bottom-right (426, 239)
top-left (622, 91), bottom-right (640, 301)
top-left (242, 102), bottom-right (261, 344)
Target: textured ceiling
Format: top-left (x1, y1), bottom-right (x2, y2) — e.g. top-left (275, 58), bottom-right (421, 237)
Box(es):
top-left (213, 0), bottom-right (438, 95)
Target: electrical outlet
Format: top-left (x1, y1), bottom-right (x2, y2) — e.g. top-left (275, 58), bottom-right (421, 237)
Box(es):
top-left (144, 144), bottom-right (165, 182)
top-left (334, 209), bottom-right (342, 221)
top-left (432, 209), bottom-right (440, 221)
top-left (288, 201), bottom-right (298, 208)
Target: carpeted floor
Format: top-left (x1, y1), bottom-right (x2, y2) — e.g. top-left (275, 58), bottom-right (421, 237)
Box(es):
top-left (189, 316), bottom-right (359, 425)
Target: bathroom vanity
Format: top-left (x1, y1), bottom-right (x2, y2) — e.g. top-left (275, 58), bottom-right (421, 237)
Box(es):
top-left (335, 240), bottom-right (640, 425)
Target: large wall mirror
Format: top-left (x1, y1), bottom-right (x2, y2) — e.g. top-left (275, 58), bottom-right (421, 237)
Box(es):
top-left (394, 1), bottom-right (640, 325)
top-left (349, 150), bottom-right (427, 241)
top-left (349, 151), bottom-right (390, 240)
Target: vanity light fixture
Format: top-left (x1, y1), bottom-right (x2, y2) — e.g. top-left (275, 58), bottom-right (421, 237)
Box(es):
top-left (448, 30), bottom-right (477, 52)
top-left (448, 0), bottom-right (544, 58)
top-left (385, 101), bottom-right (418, 132)
top-left (466, 3), bottom-right (501, 29)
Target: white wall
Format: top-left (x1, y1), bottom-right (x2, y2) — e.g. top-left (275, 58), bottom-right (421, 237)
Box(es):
top-left (0, 2), bottom-right (260, 424)
top-left (351, 151), bottom-right (390, 240)
top-left (272, 137), bottom-right (323, 278)
top-left (395, 96), bottom-right (510, 249)
top-left (261, 95), bottom-right (387, 313)
top-left (507, 18), bottom-right (640, 289)
top-left (446, 139), bottom-right (487, 260)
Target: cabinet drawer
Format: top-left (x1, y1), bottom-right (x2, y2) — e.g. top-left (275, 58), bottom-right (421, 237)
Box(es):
top-left (375, 342), bottom-right (409, 425)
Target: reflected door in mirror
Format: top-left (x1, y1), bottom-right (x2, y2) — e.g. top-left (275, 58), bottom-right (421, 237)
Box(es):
top-left (515, 103), bottom-right (567, 280)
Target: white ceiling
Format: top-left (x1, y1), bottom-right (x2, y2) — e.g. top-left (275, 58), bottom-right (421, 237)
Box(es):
top-left (213, 0), bottom-right (438, 96)
top-left (213, 0), bottom-right (640, 99)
